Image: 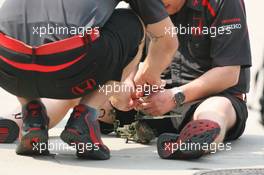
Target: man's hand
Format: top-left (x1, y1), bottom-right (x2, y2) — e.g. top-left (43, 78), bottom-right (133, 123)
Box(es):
top-left (110, 80), bottom-right (138, 112)
top-left (134, 62), bottom-right (163, 98)
top-left (137, 89), bottom-right (176, 116)
top-left (110, 95), bottom-right (134, 112)
top-left (134, 61), bottom-right (162, 87)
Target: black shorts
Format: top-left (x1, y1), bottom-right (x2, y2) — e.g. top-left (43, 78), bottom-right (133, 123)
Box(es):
top-left (0, 9), bottom-right (143, 99)
top-left (115, 92), bottom-right (248, 141)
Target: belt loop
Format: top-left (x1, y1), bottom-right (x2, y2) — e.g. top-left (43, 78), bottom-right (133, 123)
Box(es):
top-left (82, 32), bottom-right (92, 51)
top-left (244, 93), bottom-right (247, 103)
top-left (32, 47), bottom-right (36, 63)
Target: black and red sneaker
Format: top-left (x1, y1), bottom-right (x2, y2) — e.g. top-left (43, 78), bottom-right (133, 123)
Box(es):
top-left (157, 119), bottom-right (220, 160)
top-left (16, 101), bottom-right (49, 155)
top-left (60, 104), bottom-right (110, 160)
top-left (0, 117), bottom-right (19, 143)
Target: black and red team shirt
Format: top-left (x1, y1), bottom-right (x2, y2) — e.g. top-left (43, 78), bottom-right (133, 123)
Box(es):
top-left (0, 0), bottom-right (168, 46)
top-left (162, 0), bottom-right (252, 94)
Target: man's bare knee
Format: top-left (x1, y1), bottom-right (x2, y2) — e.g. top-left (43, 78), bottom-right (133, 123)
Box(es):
top-left (193, 96), bottom-right (237, 131)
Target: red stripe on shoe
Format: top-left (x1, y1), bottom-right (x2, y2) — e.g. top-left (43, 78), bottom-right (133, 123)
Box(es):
top-left (178, 120), bottom-right (220, 143)
top-left (84, 115), bottom-right (103, 145)
top-left (28, 128), bottom-right (41, 131)
top-left (0, 133), bottom-right (8, 142)
top-left (67, 128), bottom-right (81, 136)
top-left (0, 128), bottom-right (9, 134)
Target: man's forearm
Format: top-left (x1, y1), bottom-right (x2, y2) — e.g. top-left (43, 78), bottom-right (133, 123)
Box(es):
top-left (145, 17), bottom-right (178, 75)
top-left (175, 66), bottom-right (241, 104)
top-left (144, 35), bottom-right (178, 75)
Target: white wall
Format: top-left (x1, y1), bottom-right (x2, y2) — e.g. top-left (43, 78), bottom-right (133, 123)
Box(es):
top-left (244, 0), bottom-right (264, 107)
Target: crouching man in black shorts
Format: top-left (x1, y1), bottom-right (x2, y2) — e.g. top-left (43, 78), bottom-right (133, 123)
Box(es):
top-left (0, 0), bottom-right (177, 159)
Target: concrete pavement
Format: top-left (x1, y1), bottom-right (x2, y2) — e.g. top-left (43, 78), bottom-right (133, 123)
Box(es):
top-left (0, 96), bottom-right (263, 175)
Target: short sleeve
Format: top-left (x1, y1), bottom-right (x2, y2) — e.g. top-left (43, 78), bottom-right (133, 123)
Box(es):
top-left (125, 0), bottom-right (169, 24)
top-left (210, 0), bottom-right (251, 68)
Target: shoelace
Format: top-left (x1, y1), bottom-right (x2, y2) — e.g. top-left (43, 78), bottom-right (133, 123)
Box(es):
top-left (13, 112), bottom-right (22, 119)
top-left (13, 110), bottom-right (42, 120)
top-left (13, 111), bottom-right (40, 119)
top-left (13, 106), bottom-right (49, 130)
top-left (98, 105), bottom-right (119, 134)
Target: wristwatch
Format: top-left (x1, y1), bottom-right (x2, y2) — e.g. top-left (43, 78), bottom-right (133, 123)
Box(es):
top-left (172, 88), bottom-right (186, 108)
